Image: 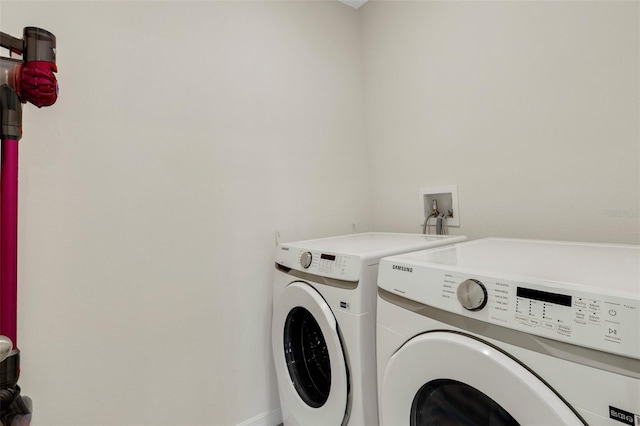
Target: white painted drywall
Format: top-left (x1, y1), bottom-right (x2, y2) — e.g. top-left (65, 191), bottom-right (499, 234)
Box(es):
top-left (1, 1), bottom-right (368, 425)
top-left (362, 1), bottom-right (640, 243)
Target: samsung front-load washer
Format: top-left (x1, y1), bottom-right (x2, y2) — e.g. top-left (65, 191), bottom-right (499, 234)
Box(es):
top-left (271, 232), bottom-right (467, 426)
top-left (376, 238), bottom-right (639, 426)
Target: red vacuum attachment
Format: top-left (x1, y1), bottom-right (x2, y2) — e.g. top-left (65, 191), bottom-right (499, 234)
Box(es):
top-left (2, 27), bottom-right (58, 109)
top-left (16, 61), bottom-right (58, 108)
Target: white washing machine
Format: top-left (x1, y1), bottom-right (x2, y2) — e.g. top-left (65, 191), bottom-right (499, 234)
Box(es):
top-left (376, 238), bottom-right (640, 425)
top-left (271, 232), bottom-right (467, 426)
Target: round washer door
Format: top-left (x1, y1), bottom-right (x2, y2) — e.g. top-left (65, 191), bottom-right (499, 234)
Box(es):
top-left (272, 281), bottom-right (348, 425)
top-left (381, 331), bottom-right (585, 426)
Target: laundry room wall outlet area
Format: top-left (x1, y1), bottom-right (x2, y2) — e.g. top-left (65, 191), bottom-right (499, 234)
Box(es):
top-left (419, 185), bottom-right (459, 228)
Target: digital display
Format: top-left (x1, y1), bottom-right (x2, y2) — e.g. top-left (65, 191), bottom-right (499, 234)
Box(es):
top-left (321, 254), bottom-right (336, 261)
top-left (517, 287), bottom-right (572, 307)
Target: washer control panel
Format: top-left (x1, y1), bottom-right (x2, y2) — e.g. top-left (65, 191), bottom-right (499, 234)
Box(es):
top-left (451, 273), bottom-right (639, 359)
top-left (380, 261), bottom-right (640, 359)
top-left (276, 247), bottom-right (362, 281)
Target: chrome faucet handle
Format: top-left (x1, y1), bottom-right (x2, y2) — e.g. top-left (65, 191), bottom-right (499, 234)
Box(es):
top-left (0, 335), bottom-right (13, 363)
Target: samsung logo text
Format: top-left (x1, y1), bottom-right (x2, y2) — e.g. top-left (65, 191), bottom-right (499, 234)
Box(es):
top-left (392, 265), bottom-right (413, 273)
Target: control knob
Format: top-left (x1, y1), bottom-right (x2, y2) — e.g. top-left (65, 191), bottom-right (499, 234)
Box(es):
top-left (457, 279), bottom-right (488, 311)
top-left (300, 251), bottom-right (313, 269)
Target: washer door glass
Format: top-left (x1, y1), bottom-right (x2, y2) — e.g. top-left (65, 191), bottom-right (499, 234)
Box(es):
top-left (284, 306), bottom-right (331, 408)
top-left (411, 379), bottom-right (518, 426)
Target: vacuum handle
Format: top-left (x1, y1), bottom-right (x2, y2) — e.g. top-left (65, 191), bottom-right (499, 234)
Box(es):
top-left (0, 32), bottom-right (23, 55)
top-left (1, 28), bottom-right (56, 64)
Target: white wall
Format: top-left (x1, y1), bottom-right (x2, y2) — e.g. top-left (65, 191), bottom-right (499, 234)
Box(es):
top-left (1, 1), bottom-right (369, 425)
top-left (362, 1), bottom-right (640, 243)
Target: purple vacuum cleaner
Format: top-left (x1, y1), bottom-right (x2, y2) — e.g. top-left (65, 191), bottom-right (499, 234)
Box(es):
top-left (0, 27), bottom-right (58, 426)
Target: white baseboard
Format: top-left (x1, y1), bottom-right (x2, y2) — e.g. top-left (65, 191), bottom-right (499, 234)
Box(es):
top-left (236, 408), bottom-right (282, 426)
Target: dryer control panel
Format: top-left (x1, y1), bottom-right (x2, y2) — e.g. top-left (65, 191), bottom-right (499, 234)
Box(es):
top-left (379, 261), bottom-right (640, 360)
top-left (276, 247), bottom-right (362, 281)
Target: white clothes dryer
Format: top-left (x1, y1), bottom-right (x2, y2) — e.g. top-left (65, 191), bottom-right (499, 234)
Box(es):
top-left (376, 238), bottom-right (640, 426)
top-left (272, 232), bottom-right (467, 426)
